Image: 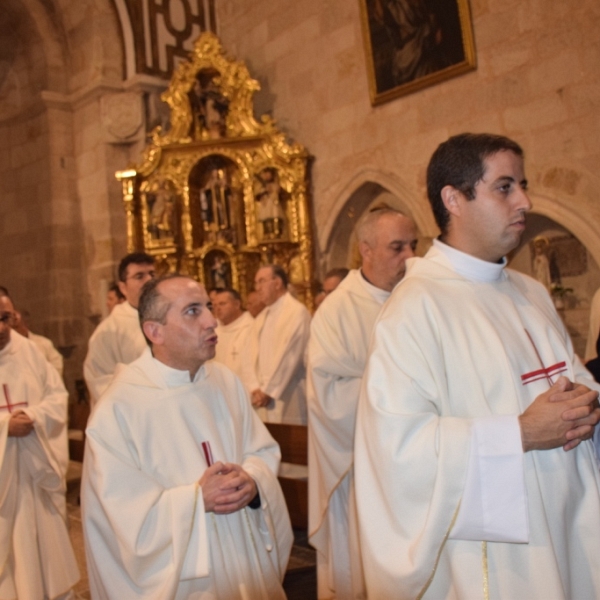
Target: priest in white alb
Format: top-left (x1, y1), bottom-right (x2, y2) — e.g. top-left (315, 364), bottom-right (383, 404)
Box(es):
top-left (355, 133), bottom-right (600, 599)
top-left (308, 206), bottom-right (417, 599)
top-left (0, 292), bottom-right (79, 599)
top-left (82, 275), bottom-right (293, 600)
top-left (243, 264), bottom-right (311, 424)
top-left (12, 308), bottom-right (64, 377)
top-left (212, 288), bottom-right (253, 383)
top-left (84, 252), bottom-right (155, 408)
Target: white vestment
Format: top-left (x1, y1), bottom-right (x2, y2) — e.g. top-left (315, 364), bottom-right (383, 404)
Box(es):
top-left (243, 292), bottom-right (311, 424)
top-left (307, 269), bottom-right (388, 599)
top-left (214, 311), bottom-right (254, 383)
top-left (585, 286), bottom-right (600, 361)
top-left (82, 348), bottom-right (293, 600)
top-left (355, 243), bottom-right (600, 599)
top-left (0, 332), bottom-right (79, 600)
top-left (28, 331), bottom-right (64, 377)
top-left (84, 301), bottom-right (146, 408)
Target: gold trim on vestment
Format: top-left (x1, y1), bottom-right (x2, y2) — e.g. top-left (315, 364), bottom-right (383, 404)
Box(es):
top-left (416, 501), bottom-right (461, 600)
top-left (482, 541), bottom-right (490, 600)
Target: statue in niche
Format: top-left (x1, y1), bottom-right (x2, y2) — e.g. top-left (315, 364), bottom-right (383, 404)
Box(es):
top-left (254, 167), bottom-right (288, 240)
top-left (188, 69), bottom-right (229, 140)
top-left (147, 183), bottom-right (177, 240)
top-left (200, 167), bottom-right (232, 233)
top-left (205, 251), bottom-right (232, 290)
top-left (531, 235), bottom-right (564, 292)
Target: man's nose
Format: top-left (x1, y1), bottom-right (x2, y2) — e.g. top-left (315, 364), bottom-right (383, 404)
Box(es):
top-left (518, 188), bottom-right (532, 212)
top-left (202, 310), bottom-right (218, 329)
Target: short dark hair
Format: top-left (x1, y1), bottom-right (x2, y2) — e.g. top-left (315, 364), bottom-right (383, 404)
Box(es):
top-left (426, 133), bottom-right (524, 234)
top-left (118, 252), bottom-right (155, 282)
top-left (215, 288), bottom-right (242, 303)
top-left (108, 282), bottom-right (125, 300)
top-left (137, 274), bottom-right (182, 345)
top-left (270, 264), bottom-right (288, 288)
top-left (324, 267), bottom-right (350, 281)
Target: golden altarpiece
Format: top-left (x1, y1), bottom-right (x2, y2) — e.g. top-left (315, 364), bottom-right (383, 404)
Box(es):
top-left (116, 33), bottom-right (314, 307)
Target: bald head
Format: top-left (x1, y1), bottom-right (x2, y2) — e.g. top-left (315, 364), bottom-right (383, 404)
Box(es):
top-left (358, 210), bottom-right (418, 292)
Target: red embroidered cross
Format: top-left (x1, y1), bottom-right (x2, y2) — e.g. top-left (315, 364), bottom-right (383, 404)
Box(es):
top-left (521, 362), bottom-right (567, 386)
top-left (0, 384), bottom-right (28, 413)
top-left (521, 330), bottom-right (567, 387)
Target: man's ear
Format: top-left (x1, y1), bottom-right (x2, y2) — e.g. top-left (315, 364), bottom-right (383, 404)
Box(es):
top-left (358, 240), bottom-right (371, 262)
top-left (142, 321), bottom-right (163, 346)
top-left (117, 280), bottom-right (128, 299)
top-left (440, 185), bottom-right (463, 219)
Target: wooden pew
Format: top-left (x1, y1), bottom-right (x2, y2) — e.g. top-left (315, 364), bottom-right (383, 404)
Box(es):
top-left (265, 423), bottom-right (308, 529)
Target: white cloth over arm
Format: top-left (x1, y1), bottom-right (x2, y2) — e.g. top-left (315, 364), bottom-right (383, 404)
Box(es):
top-left (307, 271), bottom-right (386, 548)
top-left (308, 269), bottom-right (388, 599)
top-left (82, 350), bottom-right (292, 600)
top-left (28, 331), bottom-right (64, 377)
top-left (84, 301), bottom-right (147, 407)
top-left (0, 332), bottom-right (79, 600)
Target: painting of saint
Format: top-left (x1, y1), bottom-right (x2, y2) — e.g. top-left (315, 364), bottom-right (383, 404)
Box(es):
top-left (359, 0), bottom-right (476, 104)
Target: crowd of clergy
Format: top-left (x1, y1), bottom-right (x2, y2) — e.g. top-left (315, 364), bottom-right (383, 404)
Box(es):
top-left (2, 132), bottom-right (600, 599)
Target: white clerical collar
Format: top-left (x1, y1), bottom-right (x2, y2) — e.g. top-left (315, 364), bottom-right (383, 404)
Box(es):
top-left (145, 347), bottom-right (206, 386)
top-left (358, 269), bottom-right (391, 305)
top-left (433, 238), bottom-right (507, 283)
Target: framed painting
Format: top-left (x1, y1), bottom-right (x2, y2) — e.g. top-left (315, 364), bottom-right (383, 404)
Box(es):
top-left (359, 0), bottom-right (477, 105)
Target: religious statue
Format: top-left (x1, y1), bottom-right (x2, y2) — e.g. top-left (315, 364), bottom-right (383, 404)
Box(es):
top-left (188, 69), bottom-right (229, 140)
top-left (200, 167), bottom-right (232, 232)
top-left (254, 168), bottom-right (287, 240)
top-left (147, 184), bottom-right (177, 240)
top-left (531, 236), bottom-right (552, 292)
top-left (210, 254), bottom-right (231, 289)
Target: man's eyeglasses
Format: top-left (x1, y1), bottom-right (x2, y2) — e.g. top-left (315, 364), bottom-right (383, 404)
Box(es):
top-left (255, 277), bottom-right (275, 286)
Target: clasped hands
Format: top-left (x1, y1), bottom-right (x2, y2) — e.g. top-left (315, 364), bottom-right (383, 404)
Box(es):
top-left (8, 410), bottom-right (34, 437)
top-left (250, 389), bottom-right (273, 409)
top-left (519, 376), bottom-right (600, 452)
top-left (199, 462), bottom-right (258, 514)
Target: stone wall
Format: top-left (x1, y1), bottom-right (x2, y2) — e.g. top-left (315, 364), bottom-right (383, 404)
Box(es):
top-left (216, 0), bottom-right (600, 283)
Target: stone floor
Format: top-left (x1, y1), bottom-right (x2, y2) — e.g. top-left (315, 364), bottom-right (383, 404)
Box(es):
top-left (65, 462), bottom-right (316, 599)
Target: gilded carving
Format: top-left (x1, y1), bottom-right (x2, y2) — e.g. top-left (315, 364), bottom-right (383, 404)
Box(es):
top-left (116, 32), bottom-right (314, 309)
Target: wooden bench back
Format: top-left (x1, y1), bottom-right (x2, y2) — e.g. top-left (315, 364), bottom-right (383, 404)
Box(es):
top-left (265, 423), bottom-right (308, 466)
top-left (265, 423), bottom-right (309, 529)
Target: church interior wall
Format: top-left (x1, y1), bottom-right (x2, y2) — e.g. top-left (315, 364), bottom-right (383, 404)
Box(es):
top-left (215, 0), bottom-right (600, 295)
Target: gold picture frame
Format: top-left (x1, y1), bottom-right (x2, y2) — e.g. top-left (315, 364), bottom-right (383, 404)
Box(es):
top-left (359, 0), bottom-right (477, 106)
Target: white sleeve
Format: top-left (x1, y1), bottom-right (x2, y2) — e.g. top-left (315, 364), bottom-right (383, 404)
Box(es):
top-left (450, 415), bottom-right (529, 543)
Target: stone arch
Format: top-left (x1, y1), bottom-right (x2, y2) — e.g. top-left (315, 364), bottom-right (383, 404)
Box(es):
top-left (318, 169), bottom-right (437, 275)
top-left (6, 0), bottom-right (68, 93)
top-left (112, 0), bottom-right (136, 80)
top-left (525, 193), bottom-right (600, 272)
